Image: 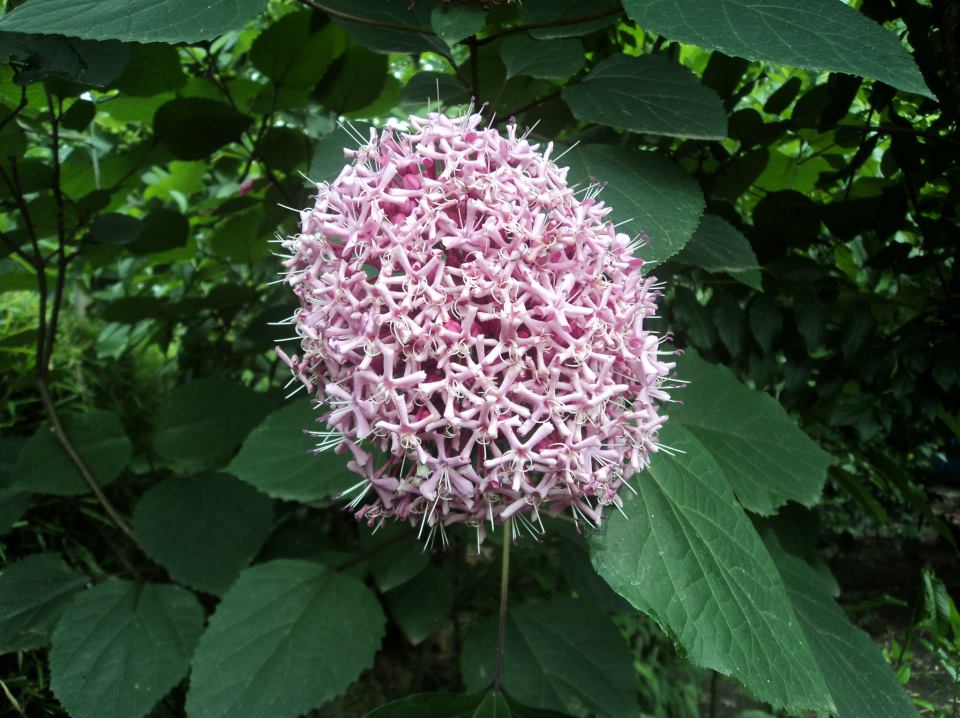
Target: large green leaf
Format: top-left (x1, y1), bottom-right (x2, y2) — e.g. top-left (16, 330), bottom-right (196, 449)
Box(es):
top-left (430, 3), bottom-right (486, 45)
top-left (0, 554), bottom-right (86, 653)
top-left (132, 473), bottom-right (274, 595)
top-left (461, 598), bottom-right (637, 717)
top-left (367, 691), bottom-right (574, 717)
top-left (589, 424), bottom-right (833, 713)
top-left (564, 144), bottom-right (704, 266)
top-left (11, 409), bottom-right (132, 495)
top-left (562, 54), bottom-right (727, 140)
top-left (765, 535), bottom-right (919, 718)
top-left (674, 214), bottom-right (762, 290)
top-left (384, 566), bottom-right (454, 645)
top-left (153, 378), bottom-right (272, 470)
top-left (321, 0), bottom-right (448, 55)
top-left (154, 98), bottom-right (252, 161)
top-left (250, 12), bottom-right (346, 88)
top-left (186, 559), bottom-right (386, 718)
top-left (50, 581), bottom-right (204, 718)
top-left (228, 400), bottom-right (354, 502)
top-left (671, 351), bottom-right (833, 514)
top-left (0, 0), bottom-right (267, 43)
top-left (520, 0), bottom-right (621, 39)
top-left (500, 36), bottom-right (584, 80)
top-left (621, 0), bottom-right (931, 98)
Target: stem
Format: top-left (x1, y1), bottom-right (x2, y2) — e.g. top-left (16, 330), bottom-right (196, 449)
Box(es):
top-left (493, 518), bottom-right (512, 691)
top-left (37, 377), bottom-right (136, 542)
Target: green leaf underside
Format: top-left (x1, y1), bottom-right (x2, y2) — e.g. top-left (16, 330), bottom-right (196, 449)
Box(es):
top-left (430, 4), bottom-right (486, 45)
top-left (500, 36), bottom-right (584, 80)
top-left (186, 559), bottom-right (386, 718)
top-left (564, 144), bottom-right (705, 266)
top-left (227, 400), bottom-right (355, 502)
top-left (562, 54), bottom-right (727, 140)
top-left (0, 0), bottom-right (268, 43)
top-left (384, 566), bottom-right (453, 645)
top-left (367, 690), bottom-right (574, 717)
top-left (11, 409), bottom-right (131, 495)
top-left (588, 424), bottom-right (834, 714)
top-left (50, 581), bottom-right (204, 718)
top-left (520, 0), bottom-right (621, 40)
top-left (132, 473), bottom-right (274, 595)
top-left (675, 215), bottom-right (763, 290)
top-left (766, 535), bottom-right (919, 718)
top-left (672, 351), bottom-right (833, 514)
top-left (322, 0), bottom-right (448, 55)
top-left (153, 378), bottom-right (272, 470)
top-left (621, 0), bottom-right (931, 97)
top-left (0, 554), bottom-right (86, 653)
top-left (461, 598), bottom-right (637, 717)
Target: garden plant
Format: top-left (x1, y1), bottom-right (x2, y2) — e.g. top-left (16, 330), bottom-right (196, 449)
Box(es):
top-left (0, 1), bottom-right (957, 717)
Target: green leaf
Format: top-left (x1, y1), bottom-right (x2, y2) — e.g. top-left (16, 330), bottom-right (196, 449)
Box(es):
top-left (50, 581), bottom-right (204, 718)
top-left (316, 45), bottom-right (389, 114)
top-left (61, 99), bottom-right (96, 131)
top-left (0, 0), bottom-right (268, 44)
top-left (251, 12), bottom-right (347, 88)
top-left (208, 207), bottom-right (267, 263)
top-left (367, 691), bottom-right (575, 717)
top-left (461, 598), bottom-right (637, 717)
top-left (400, 71), bottom-right (471, 109)
top-left (308, 126), bottom-right (355, 184)
top-left (111, 42), bottom-right (185, 96)
top-left (765, 535), bottom-right (919, 718)
top-left (675, 215), bottom-right (762, 290)
top-left (671, 351), bottom-right (833, 514)
top-left (228, 400), bottom-right (355, 502)
top-left (153, 98), bottom-right (252, 161)
top-left (132, 473), bottom-right (274, 595)
top-left (321, 0), bottom-right (447, 55)
top-left (11, 409), bottom-right (132, 496)
top-left (0, 33), bottom-right (131, 86)
top-left (588, 424), bottom-right (834, 713)
top-left (0, 437), bottom-right (29, 535)
top-left (621, 0), bottom-right (931, 98)
top-left (562, 54), bottom-right (727, 140)
top-left (430, 3), bottom-right (486, 45)
top-left (89, 212), bottom-right (142, 245)
top-left (500, 36), bottom-right (584, 80)
top-left (520, 0), bottom-right (621, 40)
top-left (0, 554), bottom-right (86, 653)
top-left (153, 378), bottom-right (272, 470)
top-left (564, 144), bottom-right (705, 266)
top-left (368, 534), bottom-right (429, 592)
top-left (127, 208), bottom-right (189, 255)
top-left (186, 559), bottom-right (385, 718)
top-left (384, 566), bottom-right (453, 645)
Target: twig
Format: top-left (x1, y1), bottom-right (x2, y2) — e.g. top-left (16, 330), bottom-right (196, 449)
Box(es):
top-left (37, 378), bottom-right (136, 541)
top-left (493, 518), bottom-right (512, 691)
top-left (494, 89), bottom-right (562, 126)
top-left (0, 84), bottom-right (28, 132)
top-left (44, 93), bottom-right (67, 369)
top-left (468, 38), bottom-right (481, 106)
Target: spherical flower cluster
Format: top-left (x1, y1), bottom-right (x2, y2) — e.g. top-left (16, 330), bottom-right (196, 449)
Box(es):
top-left (278, 112), bottom-right (676, 544)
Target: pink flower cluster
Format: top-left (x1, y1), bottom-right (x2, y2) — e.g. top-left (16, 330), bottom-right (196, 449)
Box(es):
top-left (279, 112), bottom-right (675, 544)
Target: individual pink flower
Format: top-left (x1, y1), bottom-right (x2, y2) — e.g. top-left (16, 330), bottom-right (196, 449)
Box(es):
top-left (278, 112), bottom-right (677, 546)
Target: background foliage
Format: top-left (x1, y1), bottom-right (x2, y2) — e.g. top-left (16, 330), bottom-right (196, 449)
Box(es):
top-left (0, 0), bottom-right (957, 716)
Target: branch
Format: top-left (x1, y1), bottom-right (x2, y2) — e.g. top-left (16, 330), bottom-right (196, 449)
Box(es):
top-left (37, 377), bottom-right (136, 541)
top-left (493, 89), bottom-right (562, 126)
top-left (0, 84), bottom-right (28, 133)
top-left (44, 93), bottom-right (67, 370)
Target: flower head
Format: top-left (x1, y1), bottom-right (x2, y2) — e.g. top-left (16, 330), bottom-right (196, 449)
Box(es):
top-left (279, 112), bottom-right (675, 544)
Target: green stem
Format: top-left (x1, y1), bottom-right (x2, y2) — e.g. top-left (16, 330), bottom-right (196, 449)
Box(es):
top-left (493, 518), bottom-right (512, 692)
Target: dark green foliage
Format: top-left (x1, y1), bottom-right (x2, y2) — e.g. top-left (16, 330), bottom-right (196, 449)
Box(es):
top-left (0, 1), bottom-right (955, 717)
